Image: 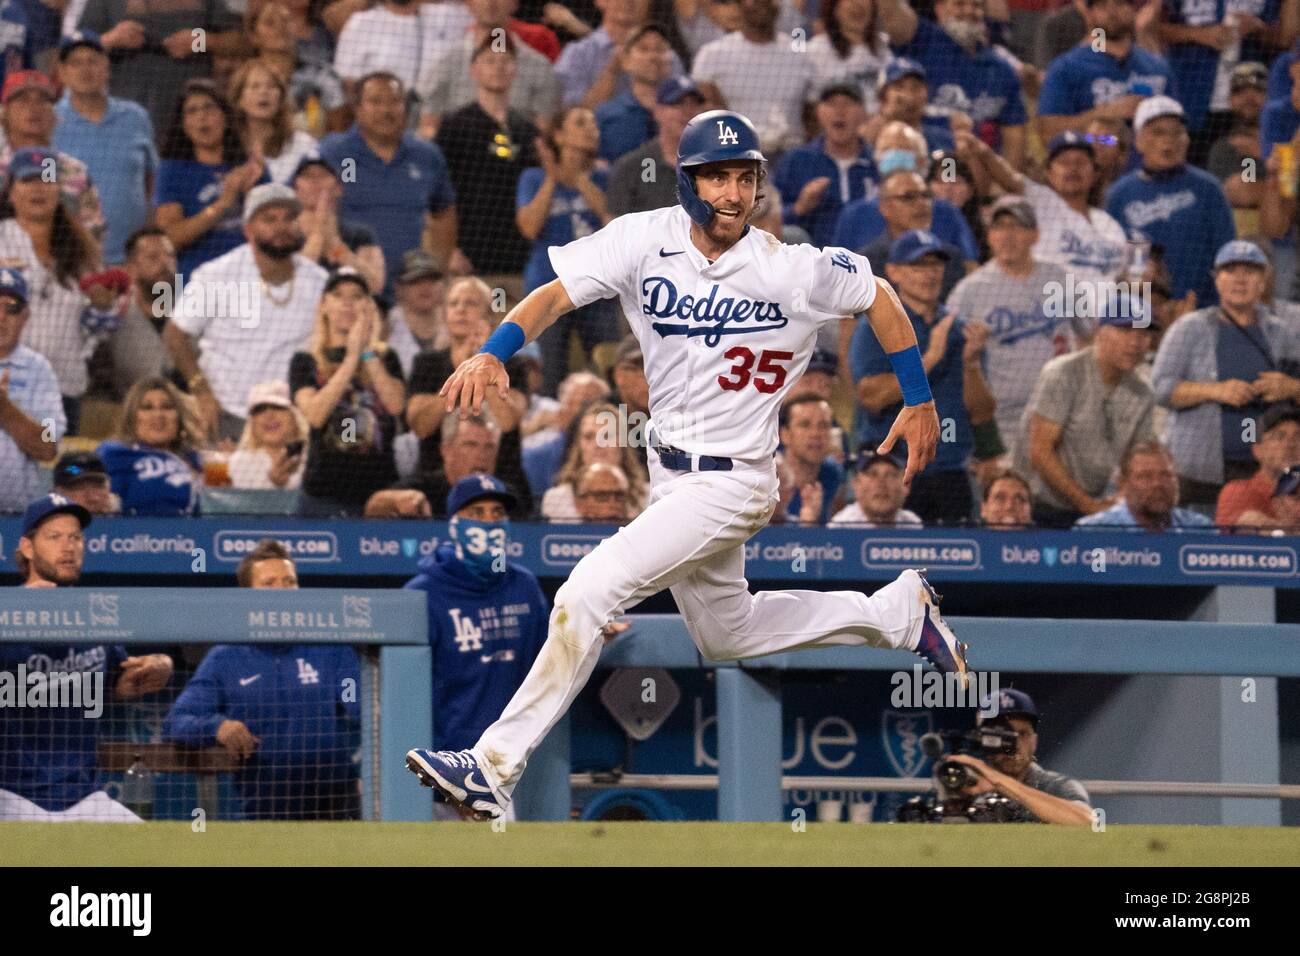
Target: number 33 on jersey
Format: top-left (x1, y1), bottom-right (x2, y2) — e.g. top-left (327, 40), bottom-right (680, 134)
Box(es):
top-left (548, 206), bottom-right (876, 461)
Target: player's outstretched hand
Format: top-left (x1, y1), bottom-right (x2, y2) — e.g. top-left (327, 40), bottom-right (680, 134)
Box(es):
top-left (878, 400), bottom-right (939, 486)
top-left (440, 353), bottom-right (511, 415)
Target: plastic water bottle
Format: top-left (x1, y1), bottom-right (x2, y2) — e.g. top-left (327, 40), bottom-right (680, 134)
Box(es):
top-left (122, 754), bottom-right (154, 821)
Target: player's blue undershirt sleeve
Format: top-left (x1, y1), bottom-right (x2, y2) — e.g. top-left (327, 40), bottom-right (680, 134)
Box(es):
top-left (161, 653), bottom-right (229, 747)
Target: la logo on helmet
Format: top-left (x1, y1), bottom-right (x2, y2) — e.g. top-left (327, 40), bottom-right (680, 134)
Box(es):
top-left (716, 121), bottom-right (739, 145)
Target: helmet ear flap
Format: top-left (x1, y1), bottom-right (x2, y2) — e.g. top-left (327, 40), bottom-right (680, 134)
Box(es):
top-left (676, 165), bottom-right (714, 226)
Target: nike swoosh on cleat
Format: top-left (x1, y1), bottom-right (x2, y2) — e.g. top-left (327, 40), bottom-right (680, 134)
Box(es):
top-left (464, 772), bottom-right (495, 794)
top-left (659, 248), bottom-right (685, 257)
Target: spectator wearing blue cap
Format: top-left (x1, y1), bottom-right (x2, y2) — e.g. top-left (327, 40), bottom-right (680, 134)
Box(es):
top-left (889, 0), bottom-right (1028, 169)
top-left (0, 69), bottom-right (105, 243)
top-left (402, 474), bottom-right (548, 819)
top-left (0, 267), bottom-right (62, 512)
top-left (75, 0), bottom-right (245, 133)
top-left (829, 449), bottom-right (922, 526)
top-left (0, 145), bottom-right (119, 433)
top-left (1074, 440), bottom-right (1213, 530)
top-left (1217, 404), bottom-right (1300, 528)
top-left (852, 229), bottom-right (997, 524)
top-left (1008, 132), bottom-right (1127, 291)
top-left (606, 75), bottom-right (706, 217)
top-left (1106, 96), bottom-right (1236, 310)
top-left (774, 84), bottom-right (878, 249)
top-left (291, 156), bottom-right (385, 297)
top-left (869, 58), bottom-right (957, 155)
top-left (435, 36), bottom-right (542, 302)
top-left (940, 687), bottom-right (1093, 825)
top-left (1014, 292), bottom-right (1155, 527)
top-left (52, 30), bottom-right (156, 266)
top-left (1205, 63), bottom-right (1268, 231)
top-left (1151, 239), bottom-right (1300, 508)
top-left (1036, 0), bottom-right (1175, 146)
top-left (593, 23), bottom-right (674, 163)
top-left (0, 493), bottom-right (173, 822)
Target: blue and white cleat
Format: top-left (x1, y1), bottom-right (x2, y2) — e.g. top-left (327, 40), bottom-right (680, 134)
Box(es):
top-left (911, 569), bottom-right (970, 690)
top-left (406, 748), bottom-right (506, 820)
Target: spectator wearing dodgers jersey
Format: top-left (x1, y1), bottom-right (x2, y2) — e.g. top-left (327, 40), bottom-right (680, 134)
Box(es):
top-left (1036, 0), bottom-right (1176, 145)
top-left (888, 0), bottom-right (1027, 169)
top-left (97, 377), bottom-right (204, 517)
top-left (1014, 132), bottom-right (1127, 295)
top-left (1105, 96), bottom-right (1235, 310)
top-left (944, 196), bottom-right (1076, 460)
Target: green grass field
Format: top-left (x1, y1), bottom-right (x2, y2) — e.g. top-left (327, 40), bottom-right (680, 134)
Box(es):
top-left (3, 822), bottom-right (1298, 866)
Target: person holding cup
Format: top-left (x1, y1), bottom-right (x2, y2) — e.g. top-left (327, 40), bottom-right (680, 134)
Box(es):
top-left (290, 267), bottom-right (405, 517)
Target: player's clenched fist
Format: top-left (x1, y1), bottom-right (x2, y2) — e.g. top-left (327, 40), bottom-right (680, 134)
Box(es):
top-left (115, 654), bottom-right (174, 698)
top-left (440, 353), bottom-right (511, 414)
top-left (877, 400), bottom-right (940, 486)
top-left (217, 720), bottom-right (261, 759)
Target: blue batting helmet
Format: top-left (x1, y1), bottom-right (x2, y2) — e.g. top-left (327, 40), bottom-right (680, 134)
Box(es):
top-left (675, 109), bottom-right (766, 226)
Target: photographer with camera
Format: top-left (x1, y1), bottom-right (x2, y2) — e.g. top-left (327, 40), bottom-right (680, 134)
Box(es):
top-left (925, 689), bottom-right (1093, 825)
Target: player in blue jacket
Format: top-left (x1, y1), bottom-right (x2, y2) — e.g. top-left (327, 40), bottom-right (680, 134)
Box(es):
top-left (163, 540), bottom-right (362, 820)
top-left (0, 495), bottom-right (173, 821)
top-left (403, 475), bottom-right (550, 818)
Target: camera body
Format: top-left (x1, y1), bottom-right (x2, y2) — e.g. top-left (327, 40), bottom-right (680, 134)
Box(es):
top-left (895, 727), bottom-right (1020, 823)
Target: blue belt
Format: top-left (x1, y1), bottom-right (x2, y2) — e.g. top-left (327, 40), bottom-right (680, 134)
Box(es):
top-left (655, 444), bottom-right (733, 473)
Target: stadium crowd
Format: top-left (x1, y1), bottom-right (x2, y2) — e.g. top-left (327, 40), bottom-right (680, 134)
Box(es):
top-left (0, 0), bottom-right (1298, 533)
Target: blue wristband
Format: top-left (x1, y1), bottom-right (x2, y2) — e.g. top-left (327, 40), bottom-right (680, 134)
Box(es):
top-left (480, 321), bottom-right (525, 362)
top-left (887, 345), bottom-right (933, 407)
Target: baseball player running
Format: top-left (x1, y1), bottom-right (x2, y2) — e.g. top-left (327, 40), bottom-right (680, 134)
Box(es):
top-left (408, 110), bottom-right (970, 820)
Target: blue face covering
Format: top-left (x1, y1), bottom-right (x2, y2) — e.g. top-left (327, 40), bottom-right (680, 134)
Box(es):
top-left (877, 148), bottom-right (919, 177)
top-left (449, 516), bottom-right (509, 581)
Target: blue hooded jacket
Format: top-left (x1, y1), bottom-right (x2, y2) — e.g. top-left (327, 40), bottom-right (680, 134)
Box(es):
top-left (404, 543), bottom-right (549, 752)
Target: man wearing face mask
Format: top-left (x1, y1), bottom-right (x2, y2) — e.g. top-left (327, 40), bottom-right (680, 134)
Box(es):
top-left (163, 183), bottom-right (328, 441)
top-left (403, 474), bottom-right (548, 820)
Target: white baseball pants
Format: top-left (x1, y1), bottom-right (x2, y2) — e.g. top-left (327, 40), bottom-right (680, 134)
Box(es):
top-left (0, 788), bottom-right (142, 822)
top-left (475, 452), bottom-right (927, 799)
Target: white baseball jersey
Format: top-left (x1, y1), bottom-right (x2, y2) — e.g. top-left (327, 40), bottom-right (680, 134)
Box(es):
top-left (548, 205), bottom-right (877, 461)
